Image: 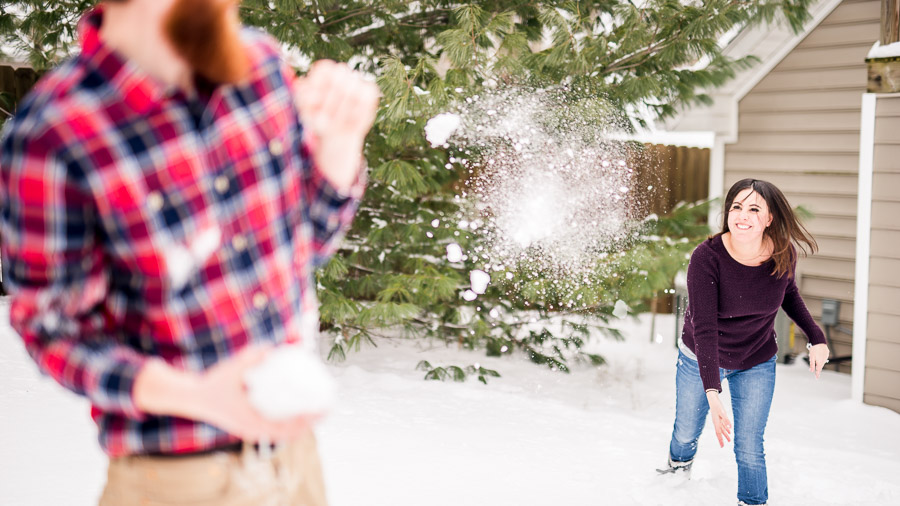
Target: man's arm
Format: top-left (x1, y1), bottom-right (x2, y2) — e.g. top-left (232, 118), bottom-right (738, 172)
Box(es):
top-left (133, 346), bottom-right (314, 442)
top-left (1, 130), bottom-right (316, 440)
top-left (0, 130), bottom-right (148, 419)
top-left (282, 57), bottom-right (379, 266)
top-left (293, 60), bottom-right (379, 194)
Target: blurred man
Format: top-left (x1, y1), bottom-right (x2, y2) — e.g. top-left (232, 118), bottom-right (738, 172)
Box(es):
top-left (0, 0), bottom-right (378, 504)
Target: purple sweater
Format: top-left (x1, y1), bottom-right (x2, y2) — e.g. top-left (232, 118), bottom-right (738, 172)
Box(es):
top-left (681, 235), bottom-right (827, 392)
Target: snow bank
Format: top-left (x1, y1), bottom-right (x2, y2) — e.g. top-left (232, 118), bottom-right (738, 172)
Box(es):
top-left (3, 305), bottom-right (900, 506)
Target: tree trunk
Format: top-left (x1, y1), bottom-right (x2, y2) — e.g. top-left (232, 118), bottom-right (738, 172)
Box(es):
top-left (885, 0), bottom-right (900, 45)
top-left (870, 1), bottom-right (900, 92)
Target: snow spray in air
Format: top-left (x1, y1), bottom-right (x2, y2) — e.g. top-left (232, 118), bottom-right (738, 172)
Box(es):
top-left (426, 86), bottom-right (656, 305)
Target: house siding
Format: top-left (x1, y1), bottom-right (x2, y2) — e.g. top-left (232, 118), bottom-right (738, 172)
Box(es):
top-left (725, 0), bottom-right (880, 367)
top-left (865, 94), bottom-right (900, 411)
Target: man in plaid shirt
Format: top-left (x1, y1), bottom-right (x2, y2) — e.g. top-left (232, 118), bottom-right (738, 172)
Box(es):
top-left (0, 0), bottom-right (378, 504)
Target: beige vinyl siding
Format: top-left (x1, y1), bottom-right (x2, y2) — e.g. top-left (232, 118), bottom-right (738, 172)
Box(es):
top-left (865, 94), bottom-right (900, 412)
top-left (867, 313), bottom-right (900, 344)
top-left (815, 236), bottom-right (857, 258)
top-left (871, 230), bottom-right (900, 256)
top-left (725, 0), bottom-right (880, 365)
top-left (726, 152), bottom-right (860, 172)
top-left (739, 111), bottom-right (862, 132)
top-left (817, 0), bottom-right (882, 23)
top-left (864, 370), bottom-right (900, 409)
top-left (873, 144), bottom-right (900, 169)
top-left (863, 394), bottom-right (900, 413)
top-left (740, 90), bottom-right (865, 112)
top-left (805, 216), bottom-right (857, 238)
top-left (729, 132), bottom-right (861, 152)
top-left (871, 202), bottom-right (900, 229)
top-left (867, 286), bottom-right (900, 315)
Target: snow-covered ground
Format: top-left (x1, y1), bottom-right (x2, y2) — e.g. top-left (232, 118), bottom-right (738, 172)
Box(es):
top-left (2, 301), bottom-right (899, 506)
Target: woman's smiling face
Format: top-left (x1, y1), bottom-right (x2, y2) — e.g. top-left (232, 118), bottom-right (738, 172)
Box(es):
top-left (727, 188), bottom-right (773, 242)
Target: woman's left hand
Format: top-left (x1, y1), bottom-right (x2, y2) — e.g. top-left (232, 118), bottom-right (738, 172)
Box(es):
top-left (808, 343), bottom-right (830, 379)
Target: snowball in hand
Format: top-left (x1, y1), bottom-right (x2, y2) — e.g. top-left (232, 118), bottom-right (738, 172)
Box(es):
top-left (613, 299), bottom-right (629, 319)
top-left (425, 113), bottom-right (461, 147)
top-left (244, 346), bottom-right (337, 420)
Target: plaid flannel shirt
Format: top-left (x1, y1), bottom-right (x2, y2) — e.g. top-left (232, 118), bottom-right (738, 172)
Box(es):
top-left (0, 9), bottom-right (362, 456)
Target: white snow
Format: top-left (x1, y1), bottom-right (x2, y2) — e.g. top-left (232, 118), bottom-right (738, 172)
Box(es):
top-left (440, 88), bottom-right (650, 305)
top-left (244, 345), bottom-right (337, 420)
top-left (424, 113), bottom-right (461, 147)
top-left (469, 269), bottom-right (491, 294)
top-left (190, 226), bottom-right (222, 264)
top-left (446, 243), bottom-right (463, 263)
top-left (502, 178), bottom-right (569, 248)
top-left (164, 244), bottom-right (195, 289)
top-left (2, 303), bottom-right (900, 506)
top-left (868, 41), bottom-right (900, 60)
top-left (613, 299), bottom-right (629, 319)
top-left (164, 225), bottom-right (222, 290)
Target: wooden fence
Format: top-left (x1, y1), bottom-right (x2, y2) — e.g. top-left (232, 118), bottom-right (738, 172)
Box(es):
top-left (630, 143), bottom-right (710, 218)
top-left (0, 65), bottom-right (40, 118)
top-left (0, 65), bottom-right (40, 294)
top-left (630, 143), bottom-right (711, 313)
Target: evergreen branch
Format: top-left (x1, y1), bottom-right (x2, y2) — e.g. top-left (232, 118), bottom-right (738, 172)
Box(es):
top-left (320, 6), bottom-right (378, 29)
top-left (412, 317), bottom-right (470, 331)
top-left (604, 31), bottom-right (687, 75)
top-left (336, 324), bottom-right (402, 341)
top-left (350, 263), bottom-right (377, 274)
top-left (312, 0), bottom-right (324, 27)
top-left (348, 9), bottom-right (452, 46)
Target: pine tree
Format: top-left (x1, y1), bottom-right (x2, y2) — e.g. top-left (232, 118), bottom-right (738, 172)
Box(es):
top-left (0, 1), bottom-right (814, 375)
top-left (239, 0), bottom-right (812, 370)
top-left (0, 1), bottom-right (95, 69)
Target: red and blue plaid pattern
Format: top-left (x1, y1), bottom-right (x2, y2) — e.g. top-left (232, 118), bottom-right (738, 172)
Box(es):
top-left (0, 9), bottom-right (361, 456)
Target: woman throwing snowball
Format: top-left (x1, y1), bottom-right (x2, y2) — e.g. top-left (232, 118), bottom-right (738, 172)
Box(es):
top-left (658, 179), bottom-right (830, 506)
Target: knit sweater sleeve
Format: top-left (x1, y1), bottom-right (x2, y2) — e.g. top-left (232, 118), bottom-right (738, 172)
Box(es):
top-left (686, 243), bottom-right (723, 392)
top-left (781, 273), bottom-right (827, 346)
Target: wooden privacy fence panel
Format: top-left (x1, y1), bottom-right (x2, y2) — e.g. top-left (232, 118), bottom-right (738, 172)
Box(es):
top-left (0, 65), bottom-right (40, 114)
top-left (629, 143), bottom-right (711, 218)
top-left (628, 143), bottom-right (711, 314)
top-left (0, 65), bottom-right (40, 294)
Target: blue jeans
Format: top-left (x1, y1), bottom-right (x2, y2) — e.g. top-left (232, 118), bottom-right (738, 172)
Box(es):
top-left (668, 350), bottom-right (777, 505)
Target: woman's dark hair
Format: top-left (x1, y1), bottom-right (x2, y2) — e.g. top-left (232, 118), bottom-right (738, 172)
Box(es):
top-left (720, 178), bottom-right (817, 279)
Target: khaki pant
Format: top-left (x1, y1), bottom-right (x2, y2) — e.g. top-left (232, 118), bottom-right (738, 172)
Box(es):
top-left (99, 432), bottom-right (327, 506)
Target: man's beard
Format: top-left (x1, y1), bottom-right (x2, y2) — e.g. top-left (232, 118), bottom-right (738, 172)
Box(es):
top-left (164, 0), bottom-right (249, 85)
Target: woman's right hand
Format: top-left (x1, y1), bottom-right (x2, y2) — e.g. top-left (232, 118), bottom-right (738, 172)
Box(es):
top-left (706, 390), bottom-right (732, 448)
